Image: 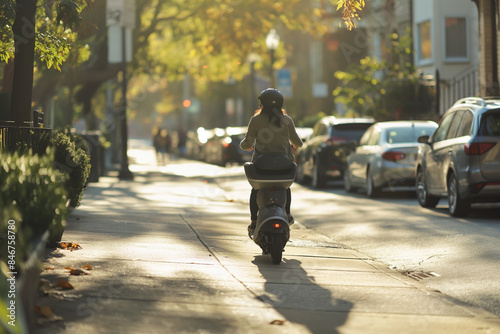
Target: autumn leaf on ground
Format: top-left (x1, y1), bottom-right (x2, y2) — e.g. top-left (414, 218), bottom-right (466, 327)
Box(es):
top-left (81, 264), bottom-right (93, 270)
top-left (44, 266), bottom-right (54, 271)
top-left (69, 269), bottom-right (88, 276)
top-left (35, 305), bottom-right (63, 324)
top-left (57, 242), bottom-right (82, 251)
top-left (56, 278), bottom-right (74, 290)
top-left (64, 266), bottom-right (75, 271)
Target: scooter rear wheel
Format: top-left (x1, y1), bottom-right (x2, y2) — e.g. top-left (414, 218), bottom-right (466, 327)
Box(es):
top-left (270, 234), bottom-right (283, 264)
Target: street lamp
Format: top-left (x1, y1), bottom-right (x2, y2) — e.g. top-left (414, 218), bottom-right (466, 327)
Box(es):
top-left (265, 29), bottom-right (280, 87)
top-left (247, 53), bottom-right (261, 115)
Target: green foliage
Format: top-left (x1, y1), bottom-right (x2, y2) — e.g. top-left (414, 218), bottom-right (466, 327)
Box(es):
top-left (0, 0), bottom-right (92, 69)
top-left (17, 129), bottom-right (91, 208)
top-left (333, 31), bottom-right (423, 120)
top-left (0, 150), bottom-right (69, 270)
top-left (336, 0), bottom-right (366, 31)
top-left (47, 130), bottom-right (91, 208)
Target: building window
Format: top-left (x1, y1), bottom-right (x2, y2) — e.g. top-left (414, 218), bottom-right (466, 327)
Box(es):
top-left (418, 20), bottom-right (432, 62)
top-left (445, 17), bottom-right (468, 61)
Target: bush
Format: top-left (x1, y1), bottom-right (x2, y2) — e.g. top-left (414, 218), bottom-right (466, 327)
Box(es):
top-left (49, 130), bottom-right (90, 207)
top-left (0, 150), bottom-right (69, 268)
top-left (19, 129), bottom-right (91, 208)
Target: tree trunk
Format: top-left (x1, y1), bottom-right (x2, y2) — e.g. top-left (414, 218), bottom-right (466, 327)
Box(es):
top-left (10, 0), bottom-right (37, 125)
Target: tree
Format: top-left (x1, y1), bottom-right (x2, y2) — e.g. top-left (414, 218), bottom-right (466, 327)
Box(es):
top-left (0, 0), bottom-right (92, 124)
top-left (333, 31), bottom-right (424, 120)
top-left (336, 0), bottom-right (365, 30)
top-left (1, 0), bottom-right (364, 129)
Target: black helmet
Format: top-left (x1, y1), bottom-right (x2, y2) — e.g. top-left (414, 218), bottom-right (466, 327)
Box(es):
top-left (258, 88), bottom-right (283, 109)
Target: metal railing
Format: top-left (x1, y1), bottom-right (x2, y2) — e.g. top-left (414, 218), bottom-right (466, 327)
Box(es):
top-left (0, 111), bottom-right (51, 151)
top-left (439, 64), bottom-right (479, 113)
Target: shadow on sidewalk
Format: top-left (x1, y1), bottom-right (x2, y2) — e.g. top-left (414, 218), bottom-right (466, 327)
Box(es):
top-left (252, 257), bottom-right (352, 333)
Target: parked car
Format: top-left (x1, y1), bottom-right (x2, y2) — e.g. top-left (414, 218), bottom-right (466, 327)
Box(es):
top-left (344, 120), bottom-right (438, 197)
top-left (202, 128), bottom-right (226, 164)
top-left (221, 126), bottom-right (252, 165)
top-left (295, 116), bottom-right (375, 188)
top-left (295, 126), bottom-right (313, 142)
top-left (201, 127), bottom-right (252, 166)
top-left (293, 126), bottom-right (313, 155)
top-left (415, 97), bottom-right (500, 217)
top-left (185, 127), bottom-right (210, 161)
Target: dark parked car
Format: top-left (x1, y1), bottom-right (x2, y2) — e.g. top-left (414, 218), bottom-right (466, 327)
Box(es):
top-left (295, 116), bottom-right (375, 188)
top-left (202, 127), bottom-right (252, 166)
top-left (221, 126), bottom-right (252, 165)
top-left (415, 97), bottom-right (500, 217)
top-left (344, 120), bottom-right (438, 197)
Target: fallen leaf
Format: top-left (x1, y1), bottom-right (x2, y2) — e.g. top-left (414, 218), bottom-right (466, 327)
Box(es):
top-left (81, 264), bottom-right (92, 270)
top-left (56, 278), bottom-right (74, 290)
top-left (35, 306), bottom-right (63, 324)
top-left (57, 242), bottom-right (82, 251)
top-left (58, 242), bottom-right (70, 249)
top-left (69, 269), bottom-right (88, 276)
top-left (270, 320), bottom-right (286, 325)
top-left (44, 266), bottom-right (54, 271)
top-left (64, 267), bottom-right (75, 271)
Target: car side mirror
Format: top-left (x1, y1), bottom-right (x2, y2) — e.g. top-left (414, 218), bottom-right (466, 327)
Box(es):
top-left (418, 135), bottom-right (430, 144)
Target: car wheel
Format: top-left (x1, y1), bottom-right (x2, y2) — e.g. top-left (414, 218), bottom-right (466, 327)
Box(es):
top-left (416, 168), bottom-right (439, 208)
top-left (447, 173), bottom-right (470, 217)
top-left (366, 167), bottom-right (380, 198)
top-left (344, 170), bottom-right (356, 193)
top-left (311, 157), bottom-right (326, 189)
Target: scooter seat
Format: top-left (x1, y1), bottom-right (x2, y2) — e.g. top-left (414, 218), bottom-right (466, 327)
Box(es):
top-left (244, 154), bottom-right (296, 190)
top-left (254, 154), bottom-right (294, 171)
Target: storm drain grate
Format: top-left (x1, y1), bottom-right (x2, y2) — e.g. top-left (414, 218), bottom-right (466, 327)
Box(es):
top-left (405, 271), bottom-right (441, 281)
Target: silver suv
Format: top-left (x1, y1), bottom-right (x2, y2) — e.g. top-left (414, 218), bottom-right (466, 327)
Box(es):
top-left (415, 97), bottom-right (500, 217)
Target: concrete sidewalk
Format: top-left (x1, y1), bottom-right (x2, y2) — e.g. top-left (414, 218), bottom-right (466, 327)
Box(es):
top-left (34, 148), bottom-right (500, 333)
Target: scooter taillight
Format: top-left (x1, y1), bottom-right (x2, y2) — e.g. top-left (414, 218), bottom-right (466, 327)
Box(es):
top-left (273, 223), bottom-right (281, 229)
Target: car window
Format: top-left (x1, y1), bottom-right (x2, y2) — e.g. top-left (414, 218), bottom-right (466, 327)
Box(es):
top-left (456, 110), bottom-right (473, 137)
top-left (312, 122), bottom-right (325, 137)
top-left (386, 126), bottom-right (436, 143)
top-left (367, 128), bottom-right (380, 145)
top-left (433, 112), bottom-right (456, 142)
top-left (479, 110), bottom-right (500, 136)
top-left (359, 126), bottom-right (373, 145)
top-left (387, 128), bottom-right (414, 143)
top-left (330, 123), bottom-right (373, 141)
top-left (446, 110), bottom-right (465, 139)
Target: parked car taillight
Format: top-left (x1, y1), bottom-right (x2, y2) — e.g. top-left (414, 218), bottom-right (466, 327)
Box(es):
top-left (381, 151), bottom-right (406, 162)
top-left (222, 137), bottom-right (232, 148)
top-left (464, 142), bottom-right (496, 155)
top-left (326, 137), bottom-right (349, 145)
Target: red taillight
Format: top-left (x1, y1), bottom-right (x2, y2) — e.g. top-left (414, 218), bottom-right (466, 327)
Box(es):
top-left (464, 142), bottom-right (496, 155)
top-left (222, 137), bottom-right (232, 148)
top-left (273, 223), bottom-right (281, 229)
top-left (382, 151), bottom-right (406, 162)
top-left (326, 137), bottom-right (349, 145)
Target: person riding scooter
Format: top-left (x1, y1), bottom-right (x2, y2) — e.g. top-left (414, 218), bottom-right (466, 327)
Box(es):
top-left (240, 88), bottom-right (303, 236)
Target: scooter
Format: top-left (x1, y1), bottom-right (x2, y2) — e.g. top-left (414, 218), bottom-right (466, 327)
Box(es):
top-left (244, 154), bottom-right (297, 264)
